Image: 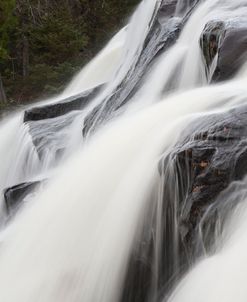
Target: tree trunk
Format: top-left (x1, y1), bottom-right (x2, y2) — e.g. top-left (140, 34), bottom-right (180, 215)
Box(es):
top-left (22, 35), bottom-right (29, 77)
top-left (0, 74), bottom-right (7, 104)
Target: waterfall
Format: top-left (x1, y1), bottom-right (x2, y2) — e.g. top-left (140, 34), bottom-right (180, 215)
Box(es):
top-left (0, 0), bottom-right (247, 301)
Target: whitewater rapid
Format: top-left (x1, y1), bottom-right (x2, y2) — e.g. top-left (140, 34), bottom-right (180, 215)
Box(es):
top-left (0, 0), bottom-right (247, 302)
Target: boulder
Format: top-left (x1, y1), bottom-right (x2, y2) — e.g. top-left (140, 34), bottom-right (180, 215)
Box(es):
top-left (24, 85), bottom-right (103, 123)
top-left (27, 110), bottom-right (80, 158)
top-left (201, 20), bottom-right (247, 82)
top-left (4, 181), bottom-right (42, 214)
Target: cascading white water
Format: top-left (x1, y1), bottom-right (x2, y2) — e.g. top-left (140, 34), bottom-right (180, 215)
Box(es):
top-left (0, 0), bottom-right (247, 301)
top-left (1, 79), bottom-right (247, 302)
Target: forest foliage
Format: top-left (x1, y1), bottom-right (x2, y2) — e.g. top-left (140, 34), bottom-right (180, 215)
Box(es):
top-left (0, 0), bottom-right (139, 106)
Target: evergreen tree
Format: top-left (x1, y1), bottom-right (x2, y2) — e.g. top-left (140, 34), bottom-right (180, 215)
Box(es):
top-left (0, 0), bottom-right (17, 103)
top-left (0, 0), bottom-right (140, 106)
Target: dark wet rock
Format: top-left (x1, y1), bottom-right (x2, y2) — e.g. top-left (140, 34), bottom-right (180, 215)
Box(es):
top-left (83, 4), bottom-right (186, 137)
top-left (24, 85), bottom-right (103, 160)
top-left (121, 105), bottom-right (247, 302)
top-left (159, 0), bottom-right (201, 18)
top-left (4, 181), bottom-right (42, 214)
top-left (83, 0), bottom-right (203, 137)
top-left (201, 20), bottom-right (247, 82)
top-left (160, 105), bottom-right (247, 288)
top-left (28, 110), bottom-right (80, 159)
top-left (83, 20), bottom-right (181, 136)
top-left (24, 85), bottom-right (103, 123)
top-left (160, 0), bottom-right (177, 18)
top-left (175, 105), bottom-right (247, 237)
top-left (200, 21), bottom-right (226, 78)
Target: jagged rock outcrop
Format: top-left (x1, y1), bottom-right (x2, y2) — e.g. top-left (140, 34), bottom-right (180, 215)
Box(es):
top-left (201, 19), bottom-right (247, 82)
top-left (4, 181), bottom-right (42, 215)
top-left (24, 85), bottom-right (103, 123)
